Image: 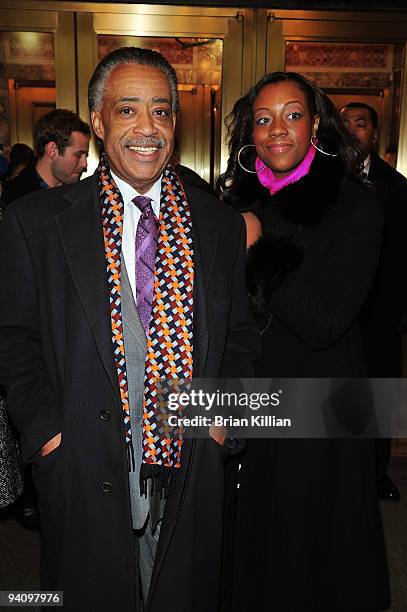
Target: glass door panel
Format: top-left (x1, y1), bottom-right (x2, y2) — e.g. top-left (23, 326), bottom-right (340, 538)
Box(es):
top-left (96, 34), bottom-right (222, 186)
top-left (265, 10), bottom-right (407, 175)
top-left (285, 40), bottom-right (405, 160)
top-left (0, 6), bottom-right (75, 151)
top-left (0, 31), bottom-right (56, 149)
top-left (76, 6), bottom-right (249, 178)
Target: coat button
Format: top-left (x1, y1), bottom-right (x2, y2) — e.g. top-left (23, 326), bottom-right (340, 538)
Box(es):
top-left (100, 409), bottom-right (111, 421)
top-left (101, 482), bottom-right (112, 494)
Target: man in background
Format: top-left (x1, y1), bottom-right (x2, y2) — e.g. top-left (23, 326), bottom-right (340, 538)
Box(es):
top-left (2, 108), bottom-right (90, 206)
top-left (341, 101), bottom-right (407, 502)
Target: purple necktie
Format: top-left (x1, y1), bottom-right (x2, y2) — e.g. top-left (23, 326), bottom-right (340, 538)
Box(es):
top-left (132, 195), bottom-right (158, 333)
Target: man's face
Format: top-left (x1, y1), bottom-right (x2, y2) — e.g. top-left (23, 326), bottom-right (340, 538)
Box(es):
top-left (91, 63), bottom-right (176, 193)
top-left (51, 131), bottom-right (89, 184)
top-left (340, 106), bottom-right (377, 159)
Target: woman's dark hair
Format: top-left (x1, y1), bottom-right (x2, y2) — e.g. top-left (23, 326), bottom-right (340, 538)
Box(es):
top-left (216, 71), bottom-right (361, 207)
top-left (8, 143), bottom-right (35, 177)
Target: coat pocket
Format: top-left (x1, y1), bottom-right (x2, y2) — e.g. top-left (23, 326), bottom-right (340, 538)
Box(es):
top-left (211, 295), bottom-right (231, 315)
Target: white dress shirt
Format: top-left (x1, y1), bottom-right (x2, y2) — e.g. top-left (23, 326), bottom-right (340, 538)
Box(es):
top-left (111, 170), bottom-right (161, 302)
top-left (363, 153), bottom-right (371, 178)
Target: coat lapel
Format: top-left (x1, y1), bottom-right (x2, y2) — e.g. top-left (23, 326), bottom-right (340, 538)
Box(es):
top-left (185, 187), bottom-right (217, 378)
top-left (55, 175), bottom-right (120, 402)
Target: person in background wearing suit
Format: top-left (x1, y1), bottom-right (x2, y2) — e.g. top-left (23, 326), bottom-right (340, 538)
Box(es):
top-left (0, 46), bottom-right (258, 612)
top-left (1, 109), bottom-right (90, 207)
top-left (341, 102), bottom-right (407, 502)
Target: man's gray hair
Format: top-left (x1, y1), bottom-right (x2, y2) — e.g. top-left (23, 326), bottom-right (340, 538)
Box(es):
top-left (88, 46), bottom-right (179, 114)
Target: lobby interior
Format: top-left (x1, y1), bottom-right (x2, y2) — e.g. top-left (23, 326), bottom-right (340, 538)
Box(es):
top-left (0, 1), bottom-right (406, 610)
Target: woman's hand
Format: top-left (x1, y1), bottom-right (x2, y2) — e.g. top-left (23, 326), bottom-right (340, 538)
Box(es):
top-left (242, 212), bottom-right (262, 250)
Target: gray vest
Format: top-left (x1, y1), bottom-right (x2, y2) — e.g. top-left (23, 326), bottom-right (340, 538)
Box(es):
top-left (121, 261), bottom-right (165, 529)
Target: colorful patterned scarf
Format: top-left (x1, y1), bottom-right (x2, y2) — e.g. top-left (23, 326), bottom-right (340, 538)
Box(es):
top-left (98, 154), bottom-right (194, 491)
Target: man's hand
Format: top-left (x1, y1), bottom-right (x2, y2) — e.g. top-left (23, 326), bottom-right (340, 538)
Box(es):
top-left (41, 432), bottom-right (62, 457)
top-left (209, 424), bottom-right (228, 446)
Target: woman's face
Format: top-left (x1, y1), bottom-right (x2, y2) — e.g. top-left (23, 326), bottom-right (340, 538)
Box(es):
top-left (252, 80), bottom-right (316, 178)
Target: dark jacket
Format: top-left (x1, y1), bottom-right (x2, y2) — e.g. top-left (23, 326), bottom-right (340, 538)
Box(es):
top-left (175, 163), bottom-right (215, 196)
top-left (1, 163), bottom-right (42, 206)
top-left (248, 154), bottom-right (382, 377)
top-left (360, 151), bottom-right (407, 375)
top-left (228, 154), bottom-right (390, 612)
top-left (0, 172), bottom-right (259, 612)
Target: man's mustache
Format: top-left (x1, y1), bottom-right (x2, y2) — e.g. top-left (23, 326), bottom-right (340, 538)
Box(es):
top-left (125, 137), bottom-right (165, 148)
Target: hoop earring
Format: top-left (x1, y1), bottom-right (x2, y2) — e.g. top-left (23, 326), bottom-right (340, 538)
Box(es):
top-left (310, 136), bottom-right (337, 158)
top-left (237, 144), bottom-right (265, 173)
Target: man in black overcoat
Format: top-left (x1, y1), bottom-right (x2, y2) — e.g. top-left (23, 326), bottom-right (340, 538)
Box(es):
top-left (341, 101), bottom-right (407, 501)
top-left (0, 47), bottom-right (258, 611)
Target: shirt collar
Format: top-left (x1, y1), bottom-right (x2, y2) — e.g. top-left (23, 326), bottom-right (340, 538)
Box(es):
top-left (363, 154), bottom-right (371, 177)
top-left (110, 170), bottom-right (162, 206)
top-left (36, 170), bottom-right (50, 190)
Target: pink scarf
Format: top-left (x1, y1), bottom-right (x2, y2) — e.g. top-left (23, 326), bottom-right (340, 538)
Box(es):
top-left (255, 144), bottom-right (316, 195)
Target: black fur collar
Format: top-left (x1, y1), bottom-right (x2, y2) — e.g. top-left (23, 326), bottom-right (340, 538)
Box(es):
top-left (247, 153), bottom-right (346, 320)
top-left (255, 152), bottom-right (345, 227)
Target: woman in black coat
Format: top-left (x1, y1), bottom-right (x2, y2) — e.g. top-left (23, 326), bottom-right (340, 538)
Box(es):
top-left (218, 72), bottom-right (390, 612)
